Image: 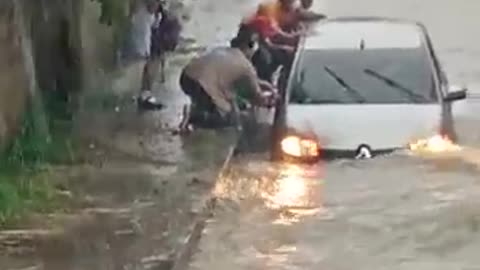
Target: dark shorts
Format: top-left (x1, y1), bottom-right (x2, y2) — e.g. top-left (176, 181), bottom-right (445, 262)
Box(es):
top-left (179, 72), bottom-right (238, 128)
top-left (151, 13), bottom-right (181, 57)
top-left (252, 43), bottom-right (294, 82)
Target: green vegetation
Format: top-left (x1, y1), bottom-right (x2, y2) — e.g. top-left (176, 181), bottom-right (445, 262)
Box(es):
top-left (0, 0), bottom-right (138, 228)
top-left (0, 94), bottom-right (77, 227)
top-left (91, 0), bottom-right (131, 56)
top-left (92, 0), bottom-right (130, 26)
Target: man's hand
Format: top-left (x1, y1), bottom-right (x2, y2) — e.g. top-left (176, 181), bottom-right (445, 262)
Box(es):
top-left (260, 91), bottom-right (279, 108)
top-left (258, 79), bottom-right (276, 92)
top-left (299, 10), bottom-right (327, 22)
top-left (281, 45), bottom-right (296, 54)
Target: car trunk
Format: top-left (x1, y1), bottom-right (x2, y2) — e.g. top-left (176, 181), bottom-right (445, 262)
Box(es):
top-left (286, 104), bottom-right (442, 151)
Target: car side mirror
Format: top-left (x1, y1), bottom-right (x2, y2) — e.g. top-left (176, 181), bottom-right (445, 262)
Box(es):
top-left (445, 85), bottom-right (467, 102)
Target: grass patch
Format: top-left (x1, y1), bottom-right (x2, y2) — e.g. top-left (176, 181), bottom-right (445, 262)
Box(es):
top-left (0, 94), bottom-right (78, 227)
top-left (0, 170), bottom-right (59, 227)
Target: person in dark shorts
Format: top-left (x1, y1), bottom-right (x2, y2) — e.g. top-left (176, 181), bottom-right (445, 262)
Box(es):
top-left (178, 30), bottom-right (277, 131)
top-left (149, 2), bottom-right (182, 83)
top-left (179, 72), bottom-right (228, 128)
top-left (239, 0), bottom-right (325, 84)
top-left (239, 0), bottom-right (300, 83)
top-left (127, 0), bottom-right (164, 110)
top-left (138, 0), bottom-right (182, 110)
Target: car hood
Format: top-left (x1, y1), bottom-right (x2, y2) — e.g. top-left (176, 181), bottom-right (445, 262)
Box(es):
top-left (286, 104), bottom-right (442, 151)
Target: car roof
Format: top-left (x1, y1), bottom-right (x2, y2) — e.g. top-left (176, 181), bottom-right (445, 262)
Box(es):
top-left (304, 17), bottom-right (428, 50)
top-left (321, 16), bottom-right (424, 25)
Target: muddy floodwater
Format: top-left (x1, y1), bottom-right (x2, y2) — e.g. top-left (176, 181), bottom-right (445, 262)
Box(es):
top-left (188, 0), bottom-right (480, 269)
top-left (191, 151), bottom-right (480, 269)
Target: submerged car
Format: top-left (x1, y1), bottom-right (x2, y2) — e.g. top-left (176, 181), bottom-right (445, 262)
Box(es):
top-left (259, 17), bottom-right (468, 161)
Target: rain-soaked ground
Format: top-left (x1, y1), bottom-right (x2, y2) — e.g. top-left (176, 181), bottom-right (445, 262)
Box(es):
top-left (188, 0), bottom-right (480, 269)
top-left (0, 0), bottom-right (243, 269)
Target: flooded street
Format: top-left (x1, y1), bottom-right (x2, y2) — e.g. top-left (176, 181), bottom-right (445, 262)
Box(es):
top-left (192, 153), bottom-right (480, 269)
top-left (189, 0), bottom-right (480, 269)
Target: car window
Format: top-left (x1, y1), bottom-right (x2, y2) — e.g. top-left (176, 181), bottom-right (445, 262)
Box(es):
top-left (289, 22), bottom-right (438, 104)
top-left (305, 21), bottom-right (423, 50)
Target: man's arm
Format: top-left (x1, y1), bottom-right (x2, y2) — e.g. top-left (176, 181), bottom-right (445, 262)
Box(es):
top-left (271, 23), bottom-right (301, 39)
top-left (236, 54), bottom-right (272, 107)
top-left (244, 68), bottom-right (265, 105)
top-left (258, 79), bottom-right (272, 90)
top-left (263, 38), bottom-right (295, 53)
top-left (297, 9), bottom-right (327, 22)
top-left (242, 63), bottom-right (279, 108)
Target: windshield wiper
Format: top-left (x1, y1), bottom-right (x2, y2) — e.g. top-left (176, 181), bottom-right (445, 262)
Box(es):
top-left (324, 66), bottom-right (366, 103)
top-left (363, 68), bottom-right (428, 103)
top-left (300, 99), bottom-right (347, 104)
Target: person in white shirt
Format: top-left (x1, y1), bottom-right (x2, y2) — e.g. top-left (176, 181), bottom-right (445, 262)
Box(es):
top-left (126, 0), bottom-right (164, 110)
top-left (129, 0), bottom-right (158, 58)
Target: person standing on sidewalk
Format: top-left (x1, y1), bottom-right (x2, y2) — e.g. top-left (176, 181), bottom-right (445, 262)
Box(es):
top-left (123, 0), bottom-right (164, 110)
top-left (178, 30), bottom-right (277, 132)
top-left (148, 2), bottom-right (182, 84)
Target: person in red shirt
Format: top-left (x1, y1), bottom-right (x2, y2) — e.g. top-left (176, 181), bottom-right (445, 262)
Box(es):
top-left (238, 0), bottom-right (301, 83)
top-left (256, 0), bottom-right (298, 31)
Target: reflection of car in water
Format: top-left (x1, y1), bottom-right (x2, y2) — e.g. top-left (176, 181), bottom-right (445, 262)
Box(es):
top-left (251, 17), bottom-right (468, 161)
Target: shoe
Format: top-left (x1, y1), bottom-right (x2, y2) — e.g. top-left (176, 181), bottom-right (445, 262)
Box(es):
top-left (137, 92), bottom-right (164, 111)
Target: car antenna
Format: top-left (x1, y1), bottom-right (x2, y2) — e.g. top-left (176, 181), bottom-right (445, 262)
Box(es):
top-left (360, 38), bottom-right (365, 50)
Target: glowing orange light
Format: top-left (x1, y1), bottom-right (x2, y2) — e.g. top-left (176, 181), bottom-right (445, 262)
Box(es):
top-left (281, 136), bottom-right (320, 157)
top-left (409, 134), bottom-right (461, 153)
top-left (281, 136), bottom-right (302, 157)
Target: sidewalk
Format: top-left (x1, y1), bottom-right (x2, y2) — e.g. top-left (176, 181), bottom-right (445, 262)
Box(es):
top-left (0, 0), bottom-right (246, 269)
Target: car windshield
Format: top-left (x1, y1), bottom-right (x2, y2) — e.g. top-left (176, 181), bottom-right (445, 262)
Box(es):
top-left (289, 22), bottom-right (438, 104)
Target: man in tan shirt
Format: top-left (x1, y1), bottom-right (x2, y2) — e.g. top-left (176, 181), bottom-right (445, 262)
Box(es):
top-left (179, 30), bottom-right (277, 131)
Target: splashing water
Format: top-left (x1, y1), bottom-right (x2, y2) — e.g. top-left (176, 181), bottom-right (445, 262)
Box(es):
top-left (409, 135), bottom-right (462, 153)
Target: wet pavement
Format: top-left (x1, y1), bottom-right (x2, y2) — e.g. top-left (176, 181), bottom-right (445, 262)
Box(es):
top-left (0, 128), bottom-right (236, 270)
top-left (187, 0), bottom-right (480, 269)
top-left (0, 0), bottom-right (240, 269)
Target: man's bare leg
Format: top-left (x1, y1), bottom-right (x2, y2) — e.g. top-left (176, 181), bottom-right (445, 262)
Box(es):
top-left (138, 58), bottom-right (164, 110)
top-left (178, 104), bottom-right (192, 133)
top-left (160, 54), bottom-right (166, 83)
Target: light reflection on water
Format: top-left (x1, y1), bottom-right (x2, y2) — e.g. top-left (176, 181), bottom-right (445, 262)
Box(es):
top-left (261, 164), bottom-right (310, 208)
top-left (262, 173), bottom-right (308, 208)
top-left (206, 160), bottom-right (326, 268)
top-left (214, 160), bottom-right (325, 216)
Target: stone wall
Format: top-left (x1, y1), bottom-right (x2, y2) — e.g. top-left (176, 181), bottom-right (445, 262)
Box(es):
top-left (0, 0), bottom-right (117, 148)
top-left (0, 0), bottom-right (169, 148)
top-left (27, 0), bottom-right (83, 98)
top-left (79, 0), bottom-right (148, 98)
top-left (0, 1), bottom-right (29, 148)
top-left (80, 0), bottom-right (121, 92)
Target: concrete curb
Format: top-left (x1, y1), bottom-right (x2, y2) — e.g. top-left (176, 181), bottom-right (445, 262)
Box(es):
top-left (170, 146), bottom-right (235, 270)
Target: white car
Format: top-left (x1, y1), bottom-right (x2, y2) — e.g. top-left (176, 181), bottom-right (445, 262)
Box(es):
top-left (258, 17), bottom-right (468, 161)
